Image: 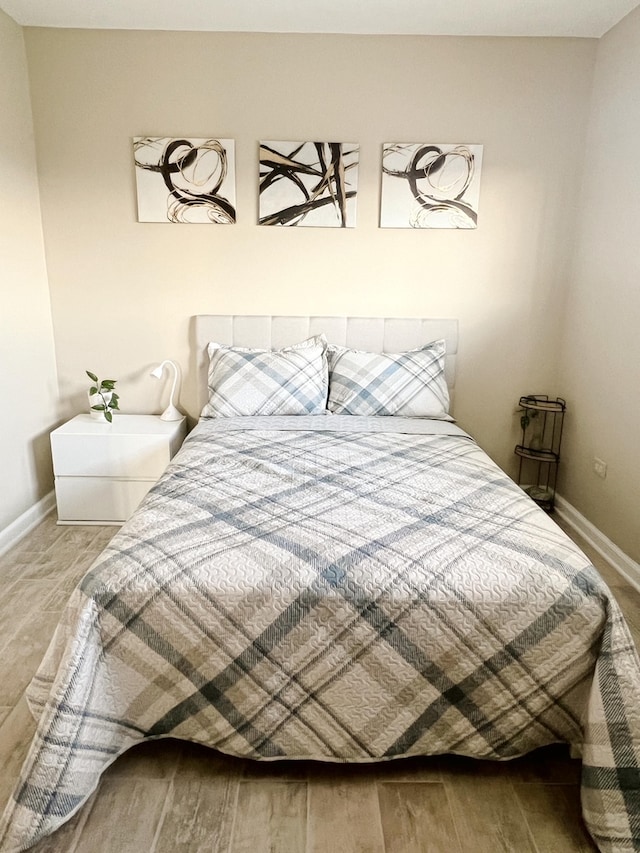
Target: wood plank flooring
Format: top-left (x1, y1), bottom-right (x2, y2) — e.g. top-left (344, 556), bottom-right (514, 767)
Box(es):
top-left (1, 512), bottom-right (638, 852)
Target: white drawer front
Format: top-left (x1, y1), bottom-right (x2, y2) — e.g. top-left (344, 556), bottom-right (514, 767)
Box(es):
top-left (55, 477), bottom-right (154, 523)
top-left (52, 434), bottom-right (171, 478)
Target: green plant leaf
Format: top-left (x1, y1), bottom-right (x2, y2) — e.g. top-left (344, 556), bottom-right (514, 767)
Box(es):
top-left (91, 404), bottom-right (105, 411)
top-left (86, 371), bottom-right (98, 382)
top-left (89, 386), bottom-right (98, 396)
top-left (104, 410), bottom-right (113, 423)
top-left (110, 399), bottom-right (120, 410)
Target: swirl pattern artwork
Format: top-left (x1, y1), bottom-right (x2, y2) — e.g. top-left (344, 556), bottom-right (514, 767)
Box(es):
top-left (259, 141), bottom-right (359, 227)
top-left (133, 137), bottom-right (236, 224)
top-left (380, 143), bottom-right (483, 229)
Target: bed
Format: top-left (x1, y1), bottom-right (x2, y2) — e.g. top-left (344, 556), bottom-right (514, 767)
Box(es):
top-left (1, 315), bottom-right (640, 853)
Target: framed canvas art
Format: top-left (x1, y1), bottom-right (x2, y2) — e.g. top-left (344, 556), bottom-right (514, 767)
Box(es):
top-left (259, 141), bottom-right (359, 227)
top-left (133, 137), bottom-right (236, 224)
top-left (380, 143), bottom-right (483, 229)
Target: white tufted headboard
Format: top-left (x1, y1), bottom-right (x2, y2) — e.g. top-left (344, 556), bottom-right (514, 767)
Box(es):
top-left (194, 315), bottom-right (458, 413)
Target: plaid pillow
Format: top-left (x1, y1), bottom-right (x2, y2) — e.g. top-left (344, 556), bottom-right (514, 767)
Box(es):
top-left (327, 340), bottom-right (450, 417)
top-left (201, 335), bottom-right (328, 417)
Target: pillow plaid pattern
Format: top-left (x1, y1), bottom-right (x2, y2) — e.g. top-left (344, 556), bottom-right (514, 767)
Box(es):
top-left (201, 336), bottom-right (328, 417)
top-left (327, 340), bottom-right (450, 417)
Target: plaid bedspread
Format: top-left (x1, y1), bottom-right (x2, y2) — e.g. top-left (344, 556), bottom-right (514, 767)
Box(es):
top-left (1, 416), bottom-right (640, 852)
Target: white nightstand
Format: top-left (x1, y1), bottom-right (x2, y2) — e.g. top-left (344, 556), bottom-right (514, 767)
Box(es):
top-left (51, 414), bottom-right (187, 524)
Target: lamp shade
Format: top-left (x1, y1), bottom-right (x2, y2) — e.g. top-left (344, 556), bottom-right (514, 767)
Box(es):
top-left (150, 360), bottom-right (182, 421)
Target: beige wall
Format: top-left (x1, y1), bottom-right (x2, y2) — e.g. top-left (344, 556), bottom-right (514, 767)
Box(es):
top-left (558, 6), bottom-right (640, 562)
top-left (0, 9), bottom-right (58, 532)
top-left (24, 30), bottom-right (596, 474)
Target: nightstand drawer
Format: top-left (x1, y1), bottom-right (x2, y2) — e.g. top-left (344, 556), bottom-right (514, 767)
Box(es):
top-left (55, 477), bottom-right (154, 523)
top-left (52, 433), bottom-right (172, 478)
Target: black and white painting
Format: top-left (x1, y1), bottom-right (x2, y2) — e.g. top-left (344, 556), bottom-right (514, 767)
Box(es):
top-left (259, 141), bottom-right (359, 227)
top-left (133, 137), bottom-right (236, 223)
top-left (380, 143), bottom-right (483, 229)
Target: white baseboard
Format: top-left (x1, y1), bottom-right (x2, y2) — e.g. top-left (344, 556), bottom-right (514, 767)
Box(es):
top-left (555, 494), bottom-right (640, 594)
top-left (0, 491), bottom-right (56, 558)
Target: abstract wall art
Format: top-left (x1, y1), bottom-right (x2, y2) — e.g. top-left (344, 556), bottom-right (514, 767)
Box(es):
top-left (380, 143), bottom-right (483, 229)
top-left (133, 137), bottom-right (236, 223)
top-left (259, 141), bottom-right (359, 227)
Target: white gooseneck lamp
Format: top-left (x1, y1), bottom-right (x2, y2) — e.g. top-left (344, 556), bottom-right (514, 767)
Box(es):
top-left (150, 360), bottom-right (182, 421)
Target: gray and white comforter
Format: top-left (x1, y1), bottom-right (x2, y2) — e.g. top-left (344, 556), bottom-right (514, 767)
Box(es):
top-left (1, 416), bottom-right (640, 852)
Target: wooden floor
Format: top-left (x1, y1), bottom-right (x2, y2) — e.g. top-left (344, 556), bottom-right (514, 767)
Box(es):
top-left (1, 513), bottom-right (639, 852)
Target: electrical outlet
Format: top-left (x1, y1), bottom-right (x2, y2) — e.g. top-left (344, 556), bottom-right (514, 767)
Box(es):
top-left (593, 457), bottom-right (607, 479)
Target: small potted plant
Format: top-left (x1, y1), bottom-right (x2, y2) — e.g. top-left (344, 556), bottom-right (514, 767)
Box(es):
top-left (518, 400), bottom-right (542, 450)
top-left (87, 371), bottom-right (120, 422)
